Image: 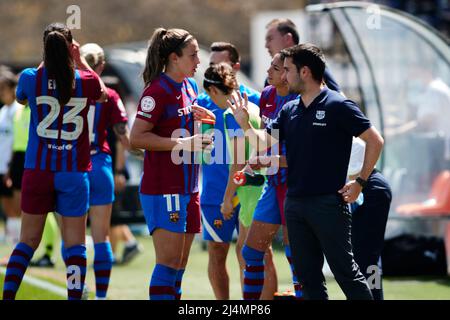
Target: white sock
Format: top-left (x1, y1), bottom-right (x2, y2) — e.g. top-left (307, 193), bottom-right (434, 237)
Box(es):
top-left (125, 239), bottom-right (137, 248)
top-left (6, 217), bottom-right (21, 245)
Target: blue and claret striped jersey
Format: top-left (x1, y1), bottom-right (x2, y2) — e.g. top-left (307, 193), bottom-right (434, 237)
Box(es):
top-left (88, 87), bottom-right (128, 155)
top-left (136, 73), bottom-right (199, 195)
top-left (16, 67), bottom-right (102, 172)
top-left (259, 85), bottom-right (298, 186)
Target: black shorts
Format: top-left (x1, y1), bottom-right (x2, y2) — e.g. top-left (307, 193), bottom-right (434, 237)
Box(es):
top-left (0, 174), bottom-right (13, 197)
top-left (110, 191), bottom-right (123, 226)
top-left (9, 152), bottom-right (25, 190)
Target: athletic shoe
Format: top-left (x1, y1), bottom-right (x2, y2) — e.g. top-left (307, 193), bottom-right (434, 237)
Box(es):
top-left (30, 254), bottom-right (55, 268)
top-left (121, 242), bottom-right (143, 265)
top-left (81, 285), bottom-right (90, 300)
top-left (273, 290), bottom-right (296, 300)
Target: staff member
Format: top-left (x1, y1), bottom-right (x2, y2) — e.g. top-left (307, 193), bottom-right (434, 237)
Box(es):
top-left (228, 43), bottom-right (384, 300)
top-left (264, 18), bottom-right (341, 92)
top-left (348, 138), bottom-right (392, 300)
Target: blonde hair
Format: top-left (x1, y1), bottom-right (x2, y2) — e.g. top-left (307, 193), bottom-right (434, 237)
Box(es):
top-left (80, 43), bottom-right (105, 69)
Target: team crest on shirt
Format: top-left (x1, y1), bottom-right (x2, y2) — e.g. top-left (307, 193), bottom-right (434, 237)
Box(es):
top-left (141, 96), bottom-right (156, 113)
top-left (214, 219), bottom-right (223, 229)
top-left (316, 110), bottom-right (326, 120)
top-left (169, 212), bottom-right (180, 223)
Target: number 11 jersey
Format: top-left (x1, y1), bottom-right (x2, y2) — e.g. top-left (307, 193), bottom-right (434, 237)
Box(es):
top-left (16, 67), bottom-right (102, 172)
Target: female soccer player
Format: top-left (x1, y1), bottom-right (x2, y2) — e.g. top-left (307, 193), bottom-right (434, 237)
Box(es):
top-left (0, 72), bottom-right (22, 247)
top-left (2, 22), bottom-right (107, 300)
top-left (202, 62), bottom-right (276, 299)
top-left (77, 42), bottom-right (132, 299)
top-left (130, 27), bottom-right (213, 300)
top-left (243, 53), bottom-right (303, 299)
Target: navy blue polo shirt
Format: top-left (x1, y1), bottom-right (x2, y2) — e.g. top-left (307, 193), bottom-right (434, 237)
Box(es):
top-left (267, 87), bottom-right (371, 197)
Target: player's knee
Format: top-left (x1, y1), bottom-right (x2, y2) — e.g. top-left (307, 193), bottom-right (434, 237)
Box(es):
top-left (91, 229), bottom-right (109, 244)
top-left (180, 254), bottom-right (190, 268)
top-left (208, 242), bottom-right (228, 265)
top-left (242, 245), bottom-right (264, 262)
top-left (20, 235), bottom-right (41, 250)
top-left (264, 248), bottom-right (275, 264)
top-left (235, 241), bottom-right (244, 256)
top-left (158, 256), bottom-right (181, 270)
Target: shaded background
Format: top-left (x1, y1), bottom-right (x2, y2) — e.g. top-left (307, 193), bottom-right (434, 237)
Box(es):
top-left (0, 0), bottom-right (448, 72)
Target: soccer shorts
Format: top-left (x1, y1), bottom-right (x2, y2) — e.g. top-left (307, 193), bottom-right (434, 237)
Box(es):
top-left (88, 153), bottom-right (114, 206)
top-left (253, 182), bottom-right (287, 226)
top-left (140, 192), bottom-right (201, 235)
top-left (201, 204), bottom-right (239, 243)
top-left (21, 169), bottom-right (89, 217)
top-left (0, 174), bottom-right (13, 197)
top-left (9, 151), bottom-right (25, 190)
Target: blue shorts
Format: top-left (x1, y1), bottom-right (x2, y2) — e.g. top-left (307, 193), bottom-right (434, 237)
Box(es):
top-left (88, 153), bottom-right (114, 206)
top-left (140, 192), bottom-right (201, 235)
top-left (21, 169), bottom-right (89, 217)
top-left (252, 182), bottom-right (287, 226)
top-left (201, 204), bottom-right (239, 243)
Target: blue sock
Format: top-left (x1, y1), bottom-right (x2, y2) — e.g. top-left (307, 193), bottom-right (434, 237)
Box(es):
top-left (175, 269), bottom-right (185, 300)
top-left (94, 242), bottom-right (114, 299)
top-left (66, 245), bottom-right (87, 300)
top-left (242, 245), bottom-right (265, 300)
top-left (2, 243), bottom-right (34, 300)
top-left (285, 245), bottom-right (303, 299)
top-left (149, 264), bottom-right (177, 300)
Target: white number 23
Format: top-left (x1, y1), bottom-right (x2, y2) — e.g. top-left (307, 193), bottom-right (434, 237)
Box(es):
top-left (36, 96), bottom-right (87, 141)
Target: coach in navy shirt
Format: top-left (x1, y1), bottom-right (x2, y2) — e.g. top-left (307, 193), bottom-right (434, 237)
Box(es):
top-left (228, 44), bottom-right (384, 300)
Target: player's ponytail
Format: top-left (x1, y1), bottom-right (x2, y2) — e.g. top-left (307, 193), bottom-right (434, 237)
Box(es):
top-left (43, 23), bottom-right (74, 106)
top-left (143, 27), bottom-right (194, 86)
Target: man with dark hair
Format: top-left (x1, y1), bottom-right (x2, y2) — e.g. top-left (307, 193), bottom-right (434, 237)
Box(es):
top-left (264, 18), bottom-right (340, 92)
top-left (228, 44), bottom-right (384, 300)
top-left (210, 42), bottom-right (240, 66)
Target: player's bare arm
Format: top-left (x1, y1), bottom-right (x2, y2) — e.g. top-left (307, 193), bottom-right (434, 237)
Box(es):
top-left (227, 90), bottom-right (278, 152)
top-left (130, 118), bottom-right (211, 152)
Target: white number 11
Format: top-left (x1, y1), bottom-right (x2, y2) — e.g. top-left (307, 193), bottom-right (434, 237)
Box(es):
top-left (163, 194), bottom-right (181, 212)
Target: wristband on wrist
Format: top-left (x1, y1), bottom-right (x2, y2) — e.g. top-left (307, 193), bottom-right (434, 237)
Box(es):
top-left (356, 177), bottom-right (368, 188)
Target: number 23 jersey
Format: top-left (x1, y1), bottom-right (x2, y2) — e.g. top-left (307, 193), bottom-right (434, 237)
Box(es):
top-left (16, 67), bottom-right (102, 172)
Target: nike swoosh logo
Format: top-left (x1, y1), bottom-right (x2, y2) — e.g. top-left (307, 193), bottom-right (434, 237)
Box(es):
top-left (266, 104), bottom-right (272, 108)
top-left (290, 115), bottom-right (297, 120)
top-left (176, 95), bottom-right (182, 100)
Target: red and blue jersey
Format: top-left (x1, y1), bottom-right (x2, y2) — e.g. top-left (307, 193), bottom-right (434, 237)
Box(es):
top-left (259, 85), bottom-right (298, 186)
top-left (136, 73), bottom-right (199, 195)
top-left (88, 87), bottom-right (128, 155)
top-left (16, 67), bottom-right (102, 172)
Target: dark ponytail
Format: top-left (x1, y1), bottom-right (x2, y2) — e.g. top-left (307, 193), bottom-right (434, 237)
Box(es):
top-left (143, 27), bottom-right (194, 86)
top-left (43, 23), bottom-right (74, 106)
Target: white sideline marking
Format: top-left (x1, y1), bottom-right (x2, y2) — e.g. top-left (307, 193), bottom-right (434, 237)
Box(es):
top-left (0, 267), bottom-right (66, 298)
